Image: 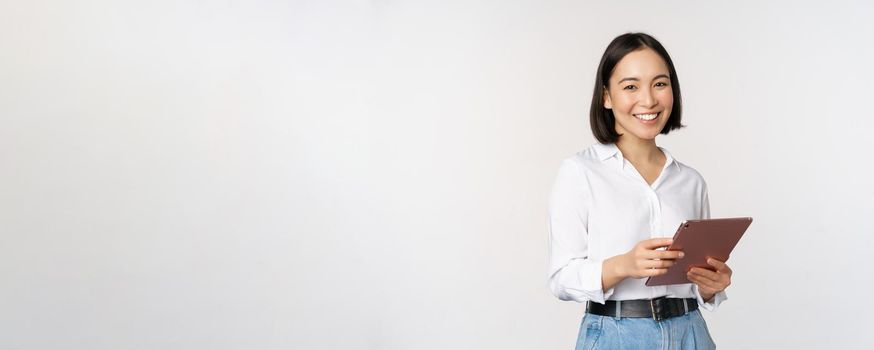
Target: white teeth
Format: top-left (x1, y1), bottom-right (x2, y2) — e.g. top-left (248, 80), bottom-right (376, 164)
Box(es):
top-left (634, 113), bottom-right (658, 121)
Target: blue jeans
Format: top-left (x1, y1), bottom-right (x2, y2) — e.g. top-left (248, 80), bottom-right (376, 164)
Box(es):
top-left (576, 309), bottom-right (716, 350)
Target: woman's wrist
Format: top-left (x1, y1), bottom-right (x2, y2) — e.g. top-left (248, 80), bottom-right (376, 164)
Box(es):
top-left (601, 254), bottom-right (628, 292)
top-left (608, 254), bottom-right (627, 279)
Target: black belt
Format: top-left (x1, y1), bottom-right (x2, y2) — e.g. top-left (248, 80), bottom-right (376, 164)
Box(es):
top-left (586, 297), bottom-right (698, 321)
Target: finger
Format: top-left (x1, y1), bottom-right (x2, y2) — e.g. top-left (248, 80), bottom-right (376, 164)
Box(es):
top-left (707, 258), bottom-right (732, 273)
top-left (688, 267), bottom-right (721, 281)
top-left (686, 272), bottom-right (719, 289)
top-left (643, 268), bottom-right (669, 277)
top-left (642, 259), bottom-right (675, 269)
top-left (659, 250), bottom-right (684, 260)
top-left (687, 273), bottom-right (722, 290)
top-left (642, 249), bottom-right (683, 260)
top-left (688, 279), bottom-right (718, 295)
top-left (689, 267), bottom-right (722, 281)
top-left (640, 238), bottom-right (674, 250)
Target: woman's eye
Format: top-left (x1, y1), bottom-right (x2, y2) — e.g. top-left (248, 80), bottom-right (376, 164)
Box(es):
top-left (655, 82), bottom-right (668, 87)
top-left (623, 85), bottom-right (637, 90)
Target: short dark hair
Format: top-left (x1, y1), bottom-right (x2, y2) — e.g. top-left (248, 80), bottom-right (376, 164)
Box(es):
top-left (589, 32), bottom-right (685, 144)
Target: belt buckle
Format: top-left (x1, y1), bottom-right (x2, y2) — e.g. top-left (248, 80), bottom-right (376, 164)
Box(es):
top-left (650, 297), bottom-right (666, 322)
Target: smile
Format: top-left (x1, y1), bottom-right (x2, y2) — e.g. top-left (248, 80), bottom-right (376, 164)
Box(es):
top-left (633, 112), bottom-right (660, 122)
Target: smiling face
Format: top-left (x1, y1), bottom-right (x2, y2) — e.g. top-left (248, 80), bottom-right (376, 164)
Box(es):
top-left (603, 47), bottom-right (674, 142)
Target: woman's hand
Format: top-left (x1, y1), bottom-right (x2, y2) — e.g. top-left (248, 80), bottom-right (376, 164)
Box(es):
top-left (616, 238), bottom-right (684, 279)
top-left (687, 258), bottom-right (732, 302)
top-left (602, 237), bottom-right (683, 292)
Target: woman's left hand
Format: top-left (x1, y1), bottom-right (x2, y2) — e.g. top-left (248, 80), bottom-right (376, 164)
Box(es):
top-left (687, 258), bottom-right (732, 302)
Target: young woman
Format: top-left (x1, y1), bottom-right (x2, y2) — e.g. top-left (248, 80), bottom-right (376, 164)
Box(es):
top-left (547, 33), bottom-right (732, 350)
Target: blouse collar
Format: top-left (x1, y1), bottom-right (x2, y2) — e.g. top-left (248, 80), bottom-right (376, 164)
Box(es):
top-left (593, 142), bottom-right (681, 172)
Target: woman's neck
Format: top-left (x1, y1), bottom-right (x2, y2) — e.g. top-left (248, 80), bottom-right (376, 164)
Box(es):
top-left (615, 136), bottom-right (662, 165)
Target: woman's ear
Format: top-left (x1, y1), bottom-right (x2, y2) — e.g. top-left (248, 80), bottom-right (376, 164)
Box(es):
top-left (603, 87), bottom-right (612, 110)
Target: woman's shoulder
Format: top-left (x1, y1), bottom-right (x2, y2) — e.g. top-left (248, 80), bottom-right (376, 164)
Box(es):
top-left (551, 146), bottom-right (605, 195)
top-left (561, 143), bottom-right (615, 165)
top-left (555, 144), bottom-right (607, 176)
top-left (671, 158), bottom-right (709, 188)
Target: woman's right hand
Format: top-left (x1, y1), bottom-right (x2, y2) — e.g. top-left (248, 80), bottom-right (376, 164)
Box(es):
top-left (616, 238), bottom-right (684, 279)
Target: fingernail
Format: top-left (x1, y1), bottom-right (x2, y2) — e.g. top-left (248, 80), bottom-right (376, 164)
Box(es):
top-left (678, 252), bottom-right (685, 259)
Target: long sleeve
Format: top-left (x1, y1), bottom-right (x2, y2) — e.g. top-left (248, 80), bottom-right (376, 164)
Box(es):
top-left (693, 181), bottom-right (728, 311)
top-left (547, 158), bottom-right (614, 303)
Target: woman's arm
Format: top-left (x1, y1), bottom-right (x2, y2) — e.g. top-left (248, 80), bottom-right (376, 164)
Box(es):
top-left (547, 159), bottom-right (610, 303)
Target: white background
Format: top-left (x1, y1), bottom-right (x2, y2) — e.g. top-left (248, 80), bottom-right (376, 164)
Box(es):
top-left (2, 1), bottom-right (873, 349)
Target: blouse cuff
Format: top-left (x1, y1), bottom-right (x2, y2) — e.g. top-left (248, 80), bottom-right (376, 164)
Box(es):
top-left (693, 285), bottom-right (727, 312)
top-left (580, 259), bottom-right (615, 303)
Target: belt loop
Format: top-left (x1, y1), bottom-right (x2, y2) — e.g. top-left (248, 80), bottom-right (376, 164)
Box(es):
top-left (615, 300), bottom-right (621, 319)
top-left (683, 299), bottom-right (689, 314)
top-left (650, 299), bottom-right (658, 321)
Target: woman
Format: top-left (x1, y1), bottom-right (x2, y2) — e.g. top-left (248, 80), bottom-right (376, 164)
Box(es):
top-left (547, 33), bottom-right (732, 349)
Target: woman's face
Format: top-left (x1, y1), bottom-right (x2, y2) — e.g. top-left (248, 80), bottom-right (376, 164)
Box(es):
top-left (603, 47), bottom-right (673, 142)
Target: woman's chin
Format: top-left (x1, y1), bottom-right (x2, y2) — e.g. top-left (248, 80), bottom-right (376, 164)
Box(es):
top-left (623, 131), bottom-right (660, 141)
top-left (616, 122), bottom-right (665, 142)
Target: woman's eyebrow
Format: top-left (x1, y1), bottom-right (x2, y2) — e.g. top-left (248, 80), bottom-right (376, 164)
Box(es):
top-left (617, 74), bottom-right (671, 84)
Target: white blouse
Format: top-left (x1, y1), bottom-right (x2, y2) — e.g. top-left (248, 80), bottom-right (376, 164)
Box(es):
top-left (547, 142), bottom-right (726, 311)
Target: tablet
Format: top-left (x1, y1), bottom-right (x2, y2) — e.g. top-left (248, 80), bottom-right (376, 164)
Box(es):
top-left (645, 217), bottom-right (753, 287)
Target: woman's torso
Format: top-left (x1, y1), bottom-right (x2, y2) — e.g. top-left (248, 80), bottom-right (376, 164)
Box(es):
top-left (578, 142), bottom-right (708, 300)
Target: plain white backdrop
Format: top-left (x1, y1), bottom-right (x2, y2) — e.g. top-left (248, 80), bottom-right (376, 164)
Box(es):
top-left (2, 0), bottom-right (873, 349)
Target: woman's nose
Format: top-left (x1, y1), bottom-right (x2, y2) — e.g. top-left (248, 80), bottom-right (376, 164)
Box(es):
top-left (639, 87), bottom-right (657, 108)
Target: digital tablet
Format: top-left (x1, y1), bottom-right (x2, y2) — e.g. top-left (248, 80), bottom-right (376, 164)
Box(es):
top-left (645, 217), bottom-right (753, 287)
